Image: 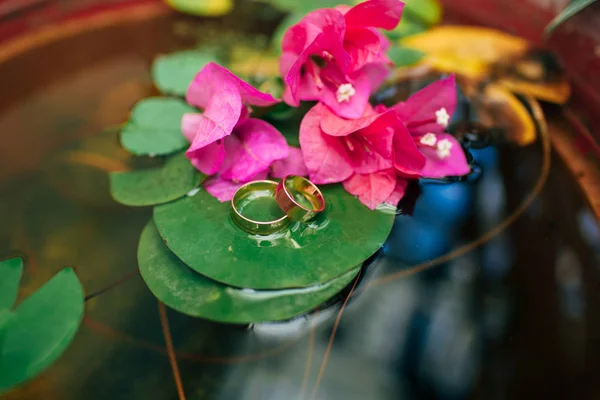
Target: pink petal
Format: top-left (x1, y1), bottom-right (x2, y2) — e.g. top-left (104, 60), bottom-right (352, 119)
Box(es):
top-left (319, 105), bottom-right (395, 174)
top-left (186, 141), bottom-right (225, 176)
top-left (181, 113), bottom-right (203, 142)
top-left (220, 119), bottom-right (289, 182)
top-left (358, 62), bottom-right (391, 92)
top-left (392, 75), bottom-right (457, 136)
top-left (271, 147), bottom-right (308, 178)
top-left (319, 64), bottom-right (372, 119)
top-left (299, 104), bottom-right (354, 184)
top-left (281, 9), bottom-right (351, 106)
top-left (344, 0), bottom-right (404, 30)
top-left (385, 177), bottom-right (409, 206)
top-left (344, 27), bottom-right (384, 72)
top-left (342, 169), bottom-right (397, 210)
top-left (320, 104), bottom-right (391, 136)
top-left (187, 62), bottom-right (279, 109)
top-left (420, 133), bottom-right (471, 178)
top-left (203, 170), bottom-right (269, 203)
top-left (393, 119), bottom-right (426, 178)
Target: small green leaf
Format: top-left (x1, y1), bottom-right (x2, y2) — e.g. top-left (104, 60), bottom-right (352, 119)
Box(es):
top-left (0, 258), bottom-right (23, 310)
top-left (120, 98), bottom-right (196, 156)
top-left (387, 46), bottom-right (425, 67)
top-left (152, 50), bottom-right (220, 96)
top-left (403, 0), bottom-right (442, 26)
top-left (270, 0), bottom-right (340, 13)
top-left (153, 184), bottom-right (395, 289)
top-left (545, 0), bottom-right (597, 35)
top-left (0, 268), bottom-right (84, 394)
top-left (139, 221), bottom-right (359, 323)
top-left (386, 16), bottom-right (428, 40)
top-left (110, 152), bottom-right (205, 207)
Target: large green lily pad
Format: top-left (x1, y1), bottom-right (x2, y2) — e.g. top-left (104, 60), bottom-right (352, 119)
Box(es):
top-left (0, 257), bottom-right (22, 310)
top-left (110, 152), bottom-right (204, 207)
top-left (0, 267), bottom-right (84, 394)
top-left (139, 221), bottom-right (359, 323)
top-left (153, 184), bottom-right (395, 289)
top-left (120, 98), bottom-right (196, 157)
top-left (152, 50), bottom-right (220, 96)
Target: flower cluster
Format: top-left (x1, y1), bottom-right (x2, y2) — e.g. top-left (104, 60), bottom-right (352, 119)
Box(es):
top-left (181, 0), bottom-right (470, 209)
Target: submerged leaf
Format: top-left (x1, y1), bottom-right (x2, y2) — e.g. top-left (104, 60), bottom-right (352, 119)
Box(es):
top-left (153, 184), bottom-right (395, 289)
top-left (165, 0), bottom-right (233, 17)
top-left (545, 0), bottom-right (597, 35)
top-left (478, 84), bottom-right (537, 146)
top-left (139, 221), bottom-right (359, 323)
top-left (110, 152), bottom-right (204, 207)
top-left (152, 50), bottom-right (220, 96)
top-left (0, 257), bottom-right (23, 310)
top-left (402, 26), bottom-right (529, 80)
top-left (120, 98), bottom-right (197, 156)
top-left (0, 268), bottom-right (84, 394)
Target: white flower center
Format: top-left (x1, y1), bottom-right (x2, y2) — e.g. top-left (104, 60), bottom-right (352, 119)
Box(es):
top-left (435, 107), bottom-right (450, 128)
top-left (321, 50), bottom-right (334, 61)
top-left (336, 83), bottom-right (356, 103)
top-left (436, 138), bottom-right (453, 159)
top-left (420, 133), bottom-right (438, 147)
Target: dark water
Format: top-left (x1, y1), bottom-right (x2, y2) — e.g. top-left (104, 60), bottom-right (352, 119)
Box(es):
top-left (1, 7), bottom-right (599, 400)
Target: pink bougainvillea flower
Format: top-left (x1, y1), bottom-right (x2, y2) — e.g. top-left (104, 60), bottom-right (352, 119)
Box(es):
top-left (280, 0), bottom-right (404, 119)
top-left (270, 147), bottom-right (309, 178)
top-left (391, 75), bottom-right (471, 179)
top-left (182, 62), bottom-right (280, 175)
top-left (300, 102), bottom-right (423, 187)
top-left (342, 169), bottom-right (397, 210)
top-left (201, 147), bottom-right (308, 203)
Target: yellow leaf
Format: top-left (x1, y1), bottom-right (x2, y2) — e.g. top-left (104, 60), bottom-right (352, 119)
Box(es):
top-left (402, 26), bottom-right (529, 80)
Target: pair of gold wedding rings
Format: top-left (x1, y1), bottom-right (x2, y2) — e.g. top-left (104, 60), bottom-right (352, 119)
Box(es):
top-left (231, 175), bottom-right (325, 235)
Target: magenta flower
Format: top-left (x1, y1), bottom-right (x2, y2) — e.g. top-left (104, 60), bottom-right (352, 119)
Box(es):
top-left (202, 148), bottom-right (309, 202)
top-left (181, 63), bottom-right (307, 201)
top-left (299, 102), bottom-right (423, 208)
top-left (342, 169), bottom-right (409, 210)
top-left (391, 75), bottom-right (471, 178)
top-left (280, 0), bottom-right (404, 119)
top-left (182, 62), bottom-right (281, 176)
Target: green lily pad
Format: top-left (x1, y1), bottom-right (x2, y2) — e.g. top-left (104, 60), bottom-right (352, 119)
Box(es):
top-left (0, 257), bottom-right (22, 310)
top-left (545, 0), bottom-right (597, 35)
top-left (139, 221), bottom-right (359, 323)
top-left (120, 97), bottom-right (197, 157)
top-left (388, 46), bottom-right (425, 67)
top-left (153, 184), bottom-right (395, 289)
top-left (110, 152), bottom-right (204, 207)
top-left (0, 310), bottom-right (12, 349)
top-left (0, 267), bottom-right (84, 394)
top-left (152, 50), bottom-right (220, 96)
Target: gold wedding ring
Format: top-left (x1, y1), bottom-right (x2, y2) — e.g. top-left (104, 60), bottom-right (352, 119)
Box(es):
top-left (231, 180), bottom-right (290, 235)
top-left (274, 175), bottom-right (325, 222)
top-left (231, 176), bottom-right (326, 235)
